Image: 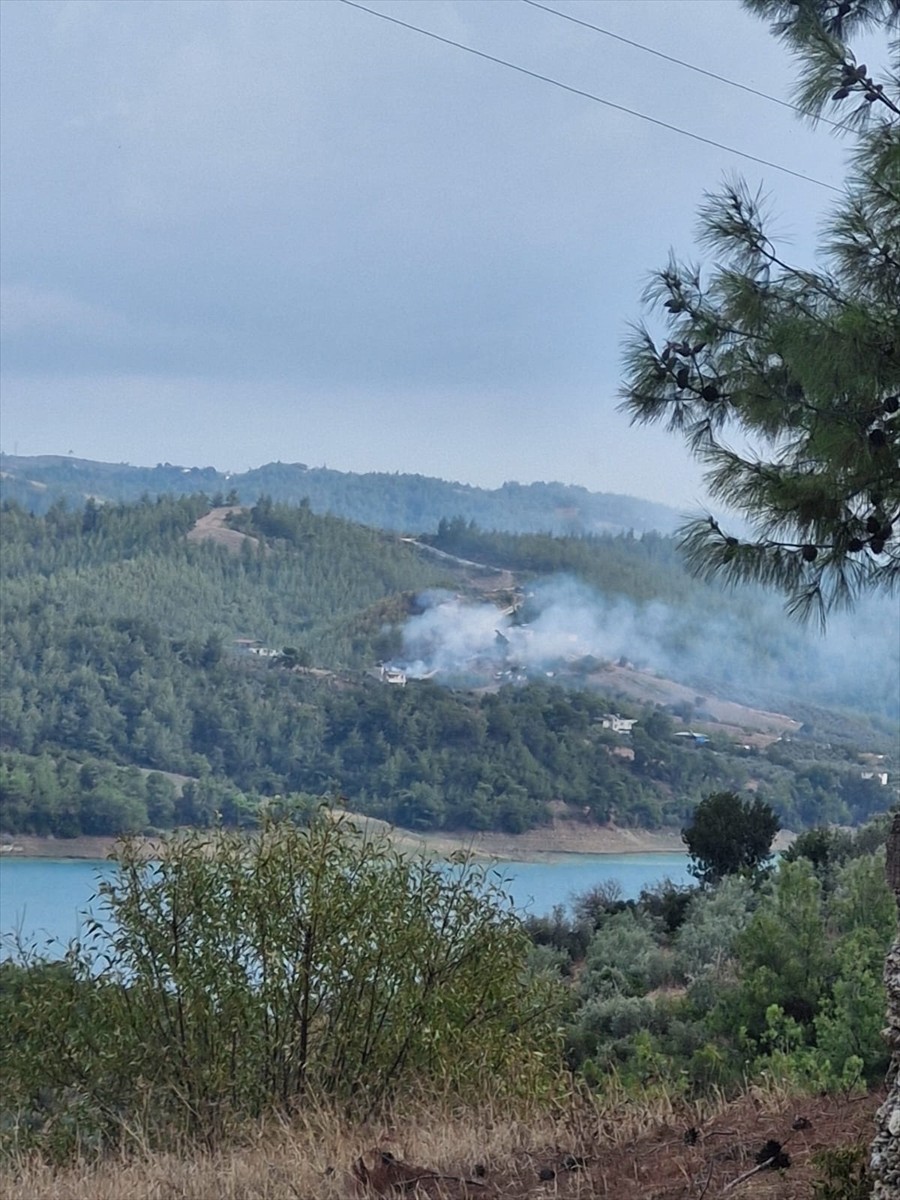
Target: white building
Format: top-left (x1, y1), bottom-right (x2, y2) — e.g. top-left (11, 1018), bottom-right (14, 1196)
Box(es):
top-left (601, 715), bottom-right (638, 734)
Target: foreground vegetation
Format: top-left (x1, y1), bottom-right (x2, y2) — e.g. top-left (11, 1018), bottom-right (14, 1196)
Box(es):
top-left (1, 816), bottom-right (562, 1157)
top-left (534, 816), bottom-right (893, 1100)
top-left (0, 1088), bottom-right (879, 1198)
top-left (1, 810), bottom-right (892, 1190)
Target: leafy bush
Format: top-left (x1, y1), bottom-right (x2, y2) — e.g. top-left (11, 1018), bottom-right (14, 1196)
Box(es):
top-left (674, 875), bottom-right (756, 990)
top-left (1, 815), bottom-right (562, 1155)
top-left (637, 878), bottom-right (697, 934)
top-left (831, 850), bottom-right (895, 940)
top-left (581, 910), bottom-right (670, 997)
top-left (523, 903), bottom-right (591, 964)
top-left (572, 880), bottom-right (630, 928)
top-left (814, 930), bottom-right (890, 1084)
top-left (812, 1146), bottom-right (872, 1200)
top-left (566, 993), bottom-right (670, 1075)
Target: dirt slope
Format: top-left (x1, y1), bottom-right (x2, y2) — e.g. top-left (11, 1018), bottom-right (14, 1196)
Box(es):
top-left (186, 506), bottom-right (259, 553)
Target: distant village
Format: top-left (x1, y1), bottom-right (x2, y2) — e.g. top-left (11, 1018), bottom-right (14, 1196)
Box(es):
top-left (232, 636), bottom-right (892, 792)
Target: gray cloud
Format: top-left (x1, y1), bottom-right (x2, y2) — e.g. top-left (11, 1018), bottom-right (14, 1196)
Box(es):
top-left (0, 0), bottom-right (850, 502)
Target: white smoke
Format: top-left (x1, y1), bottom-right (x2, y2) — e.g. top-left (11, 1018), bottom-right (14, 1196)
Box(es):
top-left (394, 576), bottom-right (900, 723)
top-left (399, 578), bottom-right (678, 679)
top-left (400, 591), bottom-right (506, 677)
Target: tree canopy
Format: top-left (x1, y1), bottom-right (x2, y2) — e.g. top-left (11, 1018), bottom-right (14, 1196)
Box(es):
top-left (683, 790), bottom-right (780, 886)
top-left (620, 0), bottom-right (900, 622)
top-left (1, 494), bottom-right (893, 839)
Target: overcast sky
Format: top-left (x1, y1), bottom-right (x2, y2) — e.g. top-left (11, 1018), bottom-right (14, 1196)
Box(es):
top-left (0, 0), bottom-right (852, 507)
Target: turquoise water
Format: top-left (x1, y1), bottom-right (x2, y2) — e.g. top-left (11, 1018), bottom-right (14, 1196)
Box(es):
top-left (0, 858), bottom-right (117, 957)
top-left (0, 852), bottom-right (691, 958)
top-left (480, 852), bottom-right (691, 915)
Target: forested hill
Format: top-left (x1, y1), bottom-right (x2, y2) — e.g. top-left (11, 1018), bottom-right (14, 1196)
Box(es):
top-left (0, 495), bottom-right (896, 839)
top-left (0, 454), bottom-right (682, 535)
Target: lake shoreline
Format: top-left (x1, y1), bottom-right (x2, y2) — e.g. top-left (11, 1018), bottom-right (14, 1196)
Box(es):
top-left (0, 821), bottom-right (796, 864)
top-left (389, 823), bottom-right (688, 862)
top-left (1, 821), bottom-right (691, 864)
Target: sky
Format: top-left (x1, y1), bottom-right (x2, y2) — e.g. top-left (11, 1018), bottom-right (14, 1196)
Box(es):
top-left (0, 0), bottom-right (855, 508)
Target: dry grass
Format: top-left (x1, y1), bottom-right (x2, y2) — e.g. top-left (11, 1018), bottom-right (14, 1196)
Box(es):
top-left (0, 1086), bottom-right (879, 1199)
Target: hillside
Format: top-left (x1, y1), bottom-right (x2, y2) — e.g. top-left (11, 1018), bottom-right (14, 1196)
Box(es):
top-left (0, 453), bottom-right (684, 535)
top-left (0, 493), bottom-right (896, 839)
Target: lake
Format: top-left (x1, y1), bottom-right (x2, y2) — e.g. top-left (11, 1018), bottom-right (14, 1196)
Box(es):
top-left (0, 852), bottom-right (691, 959)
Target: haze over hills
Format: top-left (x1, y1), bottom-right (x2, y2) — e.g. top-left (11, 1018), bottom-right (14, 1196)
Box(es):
top-left (0, 454), bottom-right (685, 536)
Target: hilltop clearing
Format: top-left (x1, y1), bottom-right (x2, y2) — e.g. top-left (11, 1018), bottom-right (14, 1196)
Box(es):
top-left (185, 505), bottom-right (260, 553)
top-left (587, 663), bottom-right (800, 738)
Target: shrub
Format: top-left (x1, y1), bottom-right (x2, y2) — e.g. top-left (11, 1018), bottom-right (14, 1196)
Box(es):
top-left (582, 910), bottom-right (670, 997)
top-left (674, 875), bottom-right (755, 988)
top-left (812, 1146), bottom-right (871, 1200)
top-left (572, 880), bottom-right (629, 928)
top-left (638, 878), bottom-right (697, 934)
top-left (1, 814), bottom-right (563, 1153)
top-left (523, 903), bottom-right (591, 963)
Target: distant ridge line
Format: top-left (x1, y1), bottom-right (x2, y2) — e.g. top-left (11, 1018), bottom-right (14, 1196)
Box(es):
top-left (0, 453), bottom-right (685, 538)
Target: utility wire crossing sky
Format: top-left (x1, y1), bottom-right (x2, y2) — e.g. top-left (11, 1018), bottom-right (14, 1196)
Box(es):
top-left (520, 0), bottom-right (851, 132)
top-left (0, 0), bottom-right (852, 506)
top-left (338, 0), bottom-right (842, 191)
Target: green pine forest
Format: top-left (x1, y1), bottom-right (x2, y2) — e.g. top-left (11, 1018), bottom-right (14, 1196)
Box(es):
top-left (0, 491), bottom-right (896, 839)
top-left (0, 453), bottom-right (682, 534)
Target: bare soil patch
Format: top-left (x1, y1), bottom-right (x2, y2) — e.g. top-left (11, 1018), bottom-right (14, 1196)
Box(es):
top-left (2, 819), bottom-right (688, 862)
top-left (591, 664), bottom-right (800, 737)
top-left (3, 816), bottom-right (793, 864)
top-left (416, 822), bottom-right (687, 861)
top-left (0, 835), bottom-right (123, 860)
top-left (186, 506), bottom-right (259, 554)
top-left (388, 821), bottom-right (794, 862)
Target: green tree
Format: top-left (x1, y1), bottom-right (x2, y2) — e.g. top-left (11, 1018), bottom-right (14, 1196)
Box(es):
top-left (683, 790), bottom-right (779, 886)
top-left (145, 771), bottom-right (177, 828)
top-left (731, 858), bottom-right (828, 1032)
top-left (674, 874), bottom-right (757, 996)
top-left (619, 7), bottom-right (898, 1180)
top-left (620, 0), bottom-right (899, 622)
top-left (815, 929), bottom-right (890, 1083)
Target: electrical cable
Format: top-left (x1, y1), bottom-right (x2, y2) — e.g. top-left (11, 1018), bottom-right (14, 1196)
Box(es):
top-left (336, 0), bottom-right (842, 194)
top-left (521, 0), bottom-right (850, 133)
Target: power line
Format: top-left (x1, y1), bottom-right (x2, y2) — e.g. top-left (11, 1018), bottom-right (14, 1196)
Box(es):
top-left (521, 0), bottom-right (849, 133)
top-left (337, 0), bottom-right (842, 194)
